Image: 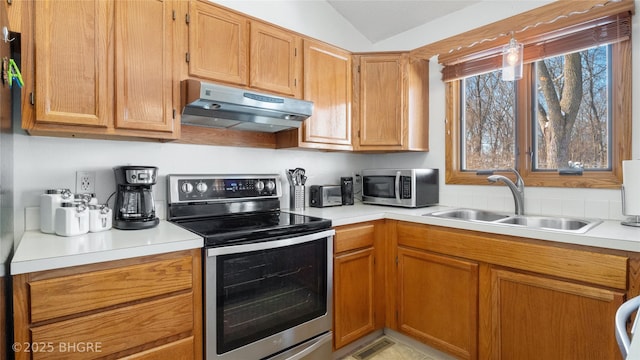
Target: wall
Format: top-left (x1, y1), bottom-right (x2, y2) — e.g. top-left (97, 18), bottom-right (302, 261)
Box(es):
top-left (214, 1), bottom-right (636, 220)
top-left (13, 134), bottom-right (370, 243)
top-left (10, 1), bottom-right (376, 246)
top-left (363, 0), bottom-right (639, 221)
top-left (12, 0), bottom-right (639, 249)
top-left (213, 0), bottom-right (374, 52)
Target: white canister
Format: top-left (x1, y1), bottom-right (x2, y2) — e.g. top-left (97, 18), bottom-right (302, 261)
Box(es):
top-left (40, 189), bottom-right (72, 234)
top-left (89, 205), bottom-right (112, 232)
top-left (55, 202), bottom-right (89, 237)
top-left (88, 193), bottom-right (99, 206)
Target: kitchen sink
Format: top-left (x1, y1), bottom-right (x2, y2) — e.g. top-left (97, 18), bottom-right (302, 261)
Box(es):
top-left (427, 209), bottom-right (510, 222)
top-left (494, 216), bottom-right (602, 233)
top-left (425, 208), bottom-right (602, 233)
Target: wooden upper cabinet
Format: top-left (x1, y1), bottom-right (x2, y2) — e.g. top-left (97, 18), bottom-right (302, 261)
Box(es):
top-left (187, 1), bottom-right (248, 85)
top-left (186, 1), bottom-right (300, 98)
top-left (6, 0), bottom-right (22, 33)
top-left (276, 39), bottom-right (352, 150)
top-left (249, 22), bottom-right (301, 97)
top-left (33, 0), bottom-right (111, 128)
top-left (114, 0), bottom-right (177, 134)
top-left (23, 0), bottom-right (180, 140)
top-left (357, 54), bottom-right (403, 148)
top-left (302, 40), bottom-right (352, 147)
top-left (353, 53), bottom-right (429, 152)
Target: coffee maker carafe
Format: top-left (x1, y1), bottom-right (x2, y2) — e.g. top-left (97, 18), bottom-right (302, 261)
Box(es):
top-left (113, 166), bottom-right (160, 230)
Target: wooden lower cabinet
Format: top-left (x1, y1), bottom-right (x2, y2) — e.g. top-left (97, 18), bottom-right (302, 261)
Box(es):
top-left (333, 221), bottom-right (385, 350)
top-left (486, 267), bottom-right (624, 360)
top-left (396, 247), bottom-right (478, 360)
top-left (13, 249), bottom-right (202, 360)
top-left (390, 220), bottom-right (631, 360)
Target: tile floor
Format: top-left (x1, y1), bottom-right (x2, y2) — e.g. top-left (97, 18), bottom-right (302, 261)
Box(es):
top-left (342, 336), bottom-right (448, 360)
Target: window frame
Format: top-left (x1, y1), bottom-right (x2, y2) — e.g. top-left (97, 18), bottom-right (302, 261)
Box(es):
top-left (445, 40), bottom-right (631, 189)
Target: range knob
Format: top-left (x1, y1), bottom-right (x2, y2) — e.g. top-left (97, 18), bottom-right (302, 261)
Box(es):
top-left (181, 182), bottom-right (194, 194)
top-left (255, 181), bottom-right (265, 192)
top-left (265, 180), bottom-right (276, 192)
top-left (196, 181), bottom-right (208, 193)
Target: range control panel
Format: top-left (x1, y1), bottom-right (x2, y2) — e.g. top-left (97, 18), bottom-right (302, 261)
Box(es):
top-left (168, 175), bottom-right (282, 203)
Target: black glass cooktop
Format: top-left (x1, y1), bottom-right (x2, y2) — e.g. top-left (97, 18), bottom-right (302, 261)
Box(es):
top-left (173, 211), bottom-right (332, 247)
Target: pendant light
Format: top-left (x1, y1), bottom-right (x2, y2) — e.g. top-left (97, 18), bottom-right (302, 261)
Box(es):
top-left (502, 33), bottom-right (523, 81)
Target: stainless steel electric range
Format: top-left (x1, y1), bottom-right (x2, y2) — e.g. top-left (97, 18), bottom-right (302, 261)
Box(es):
top-left (167, 174), bottom-right (334, 360)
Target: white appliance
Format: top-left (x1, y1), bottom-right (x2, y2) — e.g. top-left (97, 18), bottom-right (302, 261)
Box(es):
top-left (621, 160), bottom-right (640, 227)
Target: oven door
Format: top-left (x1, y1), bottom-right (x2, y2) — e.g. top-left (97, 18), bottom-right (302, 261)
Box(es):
top-left (205, 229), bottom-right (334, 360)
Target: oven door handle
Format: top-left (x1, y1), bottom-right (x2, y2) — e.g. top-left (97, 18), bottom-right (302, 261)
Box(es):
top-left (207, 229), bottom-right (335, 257)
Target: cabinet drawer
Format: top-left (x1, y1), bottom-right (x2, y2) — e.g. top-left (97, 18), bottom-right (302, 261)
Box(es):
top-left (334, 223), bottom-right (375, 253)
top-left (397, 222), bottom-right (628, 289)
top-left (29, 256), bottom-right (193, 322)
top-left (30, 292), bottom-right (194, 360)
top-left (119, 336), bottom-right (194, 360)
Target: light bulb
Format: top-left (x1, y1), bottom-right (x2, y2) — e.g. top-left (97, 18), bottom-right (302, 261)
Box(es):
top-left (502, 36), bottom-right (523, 81)
top-left (506, 47), bottom-right (520, 66)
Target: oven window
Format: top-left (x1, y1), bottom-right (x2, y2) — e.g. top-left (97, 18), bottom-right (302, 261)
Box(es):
top-left (363, 176), bottom-right (396, 198)
top-left (216, 239), bottom-right (327, 354)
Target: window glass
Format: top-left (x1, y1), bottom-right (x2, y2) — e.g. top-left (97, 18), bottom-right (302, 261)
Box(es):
top-left (533, 45), bottom-right (611, 171)
top-left (462, 71), bottom-right (516, 170)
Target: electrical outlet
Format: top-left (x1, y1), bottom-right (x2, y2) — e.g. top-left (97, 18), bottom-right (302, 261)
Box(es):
top-left (76, 171), bottom-right (96, 194)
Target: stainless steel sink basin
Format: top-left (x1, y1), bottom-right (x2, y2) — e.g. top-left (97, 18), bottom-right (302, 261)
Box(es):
top-left (427, 209), bottom-right (510, 222)
top-left (494, 216), bottom-right (602, 233)
top-left (425, 208), bottom-right (602, 233)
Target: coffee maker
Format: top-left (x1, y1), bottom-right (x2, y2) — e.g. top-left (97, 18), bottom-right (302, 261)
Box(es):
top-left (113, 166), bottom-right (160, 230)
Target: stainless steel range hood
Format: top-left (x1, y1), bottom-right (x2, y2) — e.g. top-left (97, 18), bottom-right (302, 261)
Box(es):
top-left (181, 79), bottom-right (313, 133)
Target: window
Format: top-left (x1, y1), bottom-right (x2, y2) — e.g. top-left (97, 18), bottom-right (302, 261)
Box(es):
top-left (533, 46), bottom-right (611, 171)
top-left (462, 71), bottom-right (516, 171)
top-left (442, 8), bottom-right (631, 188)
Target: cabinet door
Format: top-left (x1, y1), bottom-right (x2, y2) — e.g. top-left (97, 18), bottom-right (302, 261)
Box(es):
top-left (334, 247), bottom-right (376, 349)
top-left (488, 268), bottom-right (624, 360)
top-left (302, 40), bottom-right (352, 147)
top-left (6, 0), bottom-right (21, 33)
top-left (114, 0), bottom-right (177, 134)
top-left (34, 0), bottom-right (111, 127)
top-left (188, 1), bottom-right (248, 85)
top-left (358, 55), bottom-right (404, 148)
top-left (397, 247), bottom-right (478, 360)
top-left (250, 22), bottom-right (301, 97)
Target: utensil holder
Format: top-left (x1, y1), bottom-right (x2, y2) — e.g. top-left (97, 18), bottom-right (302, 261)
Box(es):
top-left (290, 185), bottom-right (305, 209)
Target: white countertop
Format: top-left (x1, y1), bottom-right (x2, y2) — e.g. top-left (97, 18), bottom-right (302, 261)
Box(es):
top-left (11, 203), bottom-right (640, 275)
top-left (285, 204), bottom-right (640, 253)
top-left (11, 221), bottom-right (203, 275)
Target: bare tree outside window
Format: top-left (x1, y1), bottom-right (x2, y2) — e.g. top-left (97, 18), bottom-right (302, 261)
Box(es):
top-left (535, 45), bottom-right (610, 170)
top-left (461, 44), bottom-right (610, 172)
top-left (462, 72), bottom-right (515, 170)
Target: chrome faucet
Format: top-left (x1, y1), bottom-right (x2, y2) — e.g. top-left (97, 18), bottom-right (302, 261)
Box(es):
top-left (487, 168), bottom-right (525, 215)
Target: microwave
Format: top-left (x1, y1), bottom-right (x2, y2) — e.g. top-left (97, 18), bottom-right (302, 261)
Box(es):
top-left (362, 169), bottom-right (439, 208)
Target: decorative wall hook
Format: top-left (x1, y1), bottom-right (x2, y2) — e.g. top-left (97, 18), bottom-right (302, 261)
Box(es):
top-left (2, 26), bottom-right (15, 43)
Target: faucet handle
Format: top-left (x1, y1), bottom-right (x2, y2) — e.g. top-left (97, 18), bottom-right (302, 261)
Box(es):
top-left (506, 168), bottom-right (524, 188)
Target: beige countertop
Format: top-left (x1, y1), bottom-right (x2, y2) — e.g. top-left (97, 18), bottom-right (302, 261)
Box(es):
top-left (11, 220), bottom-right (203, 275)
top-left (286, 203), bottom-right (640, 253)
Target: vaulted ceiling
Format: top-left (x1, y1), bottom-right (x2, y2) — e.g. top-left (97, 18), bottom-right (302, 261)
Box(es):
top-left (326, 0), bottom-right (481, 43)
